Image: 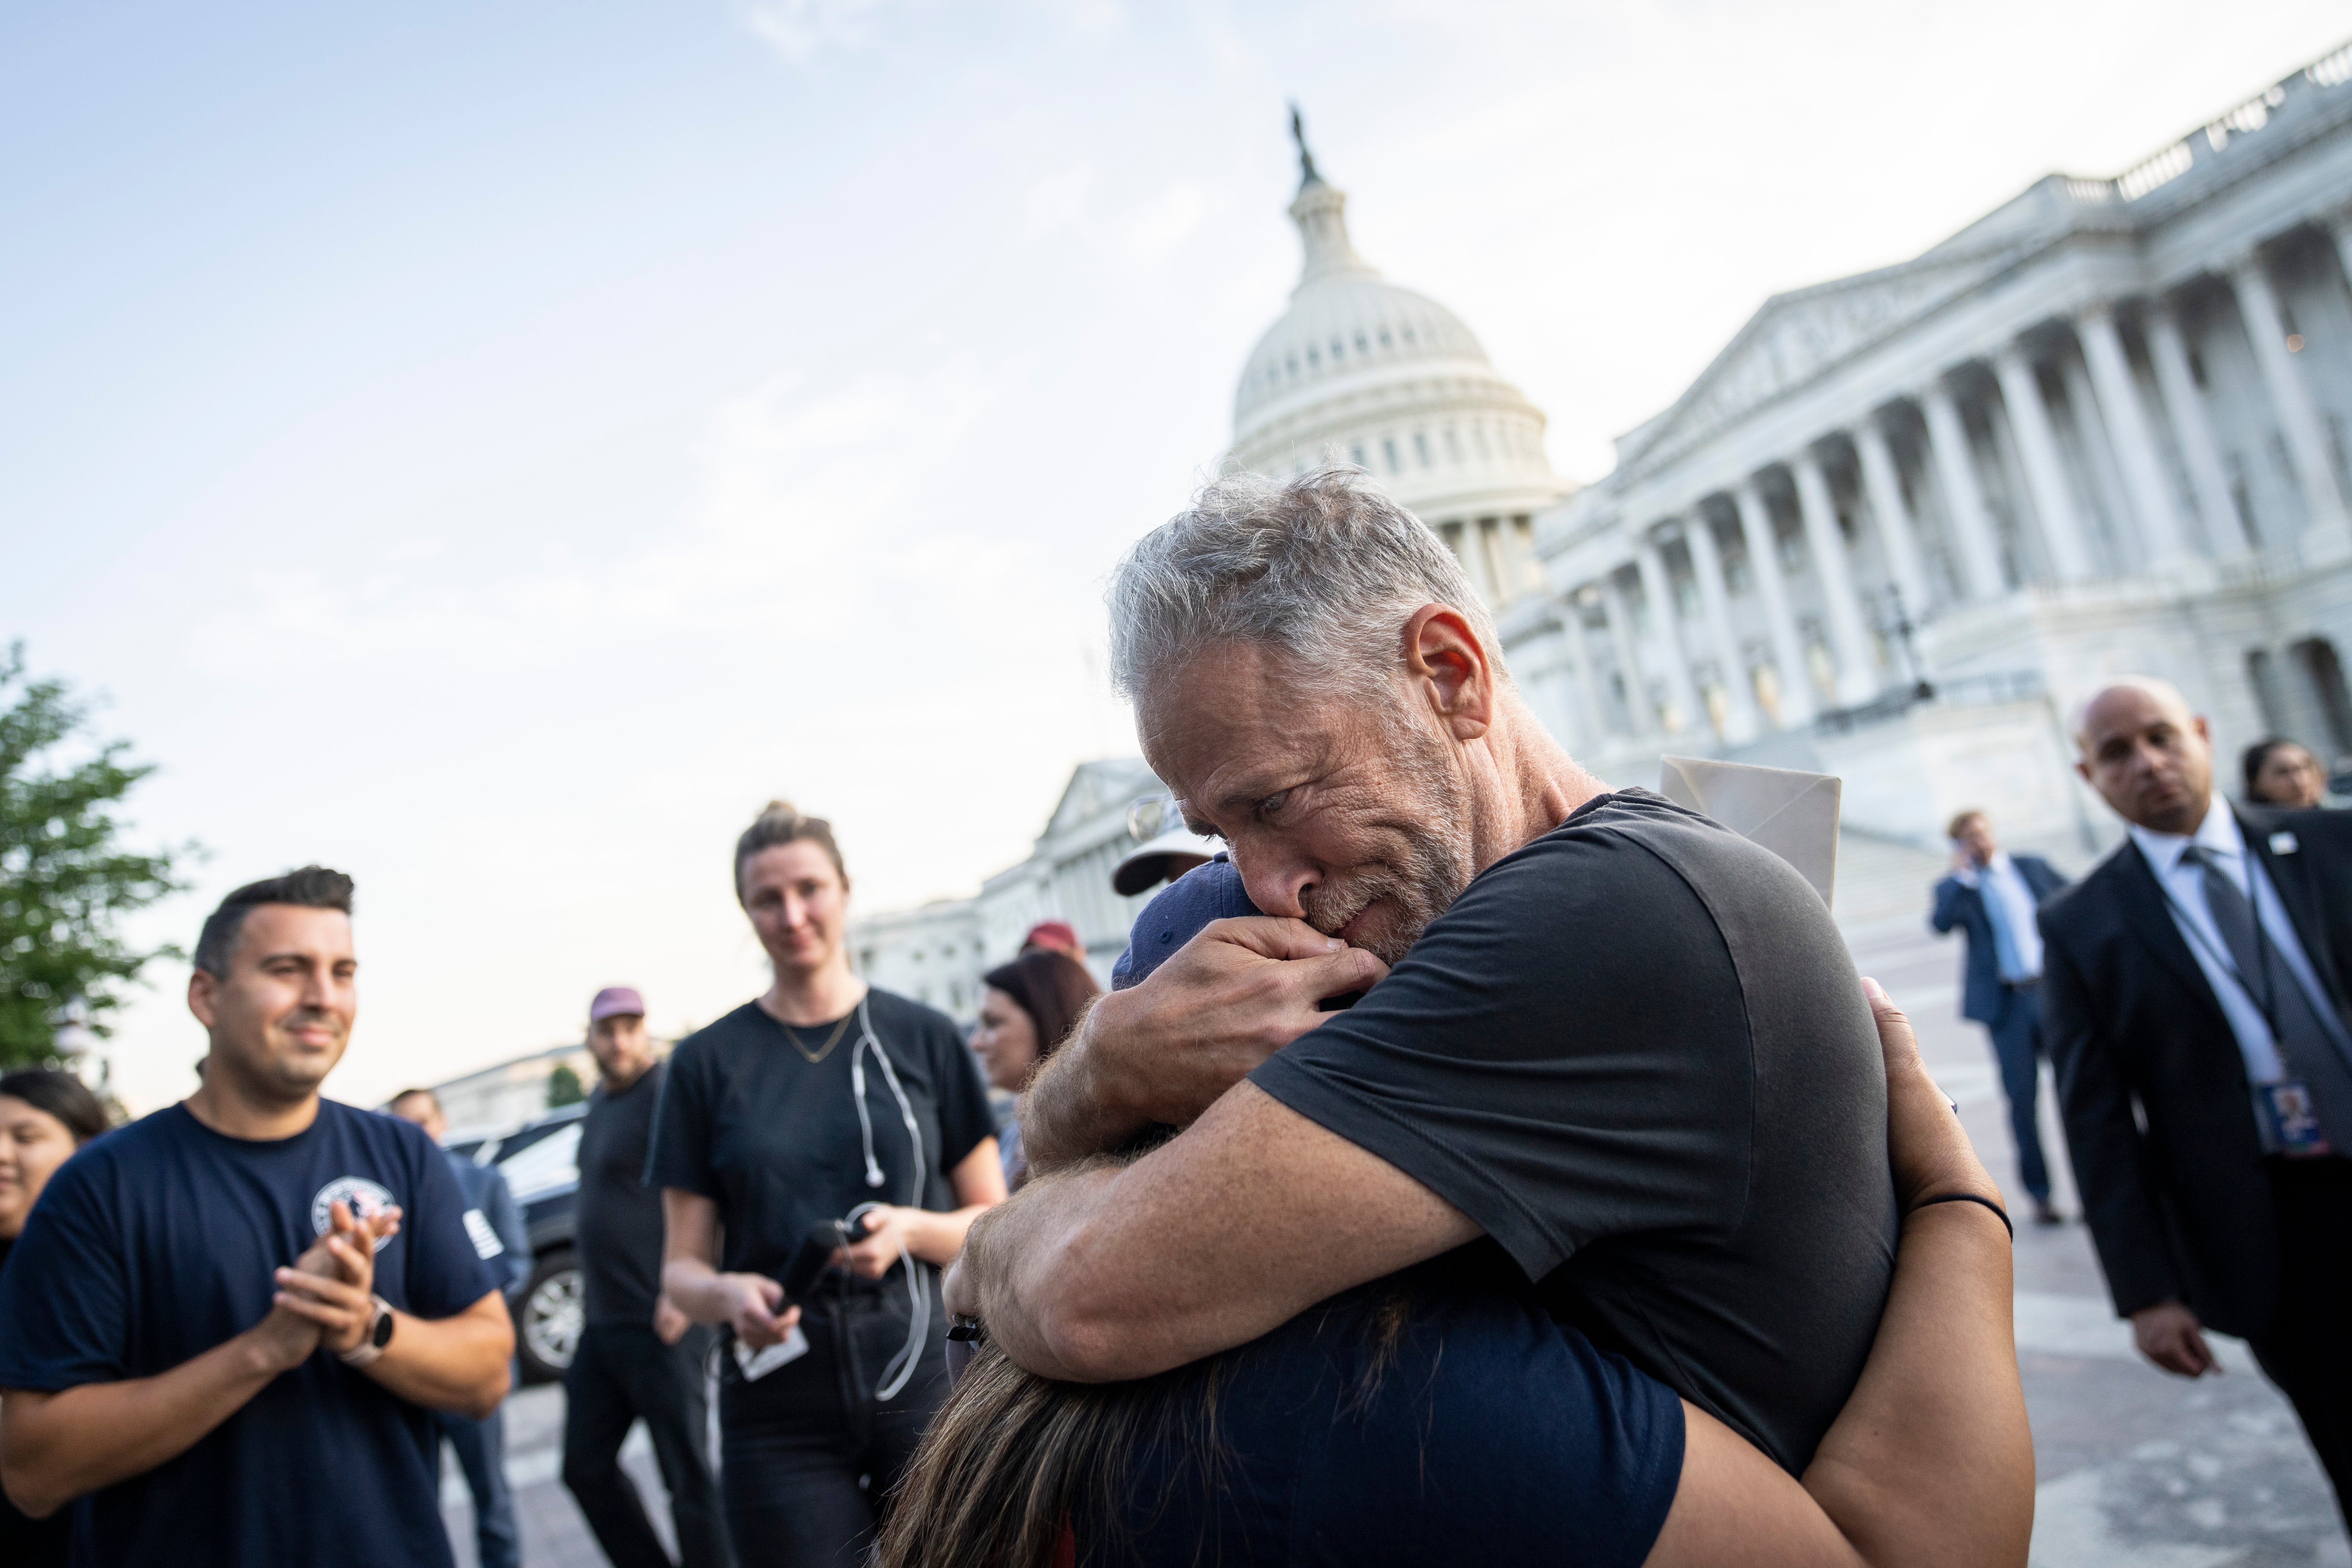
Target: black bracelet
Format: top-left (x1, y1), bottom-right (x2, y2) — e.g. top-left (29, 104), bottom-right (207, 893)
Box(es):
top-left (1907, 1192), bottom-right (2013, 1240)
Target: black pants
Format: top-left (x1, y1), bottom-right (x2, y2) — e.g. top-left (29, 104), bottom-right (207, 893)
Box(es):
top-left (562, 1324), bottom-right (733, 1568)
top-left (2248, 1158), bottom-right (2352, 1531)
top-left (717, 1278), bottom-right (952, 1568)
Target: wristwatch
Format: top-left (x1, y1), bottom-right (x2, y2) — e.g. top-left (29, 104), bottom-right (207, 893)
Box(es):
top-left (339, 1295), bottom-right (396, 1368)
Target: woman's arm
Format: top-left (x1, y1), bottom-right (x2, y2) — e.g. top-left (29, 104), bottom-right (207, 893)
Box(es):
top-left (843, 1139), bottom-right (1007, 1274)
top-left (1642, 980), bottom-right (2034, 1568)
top-left (659, 1188), bottom-right (800, 1349)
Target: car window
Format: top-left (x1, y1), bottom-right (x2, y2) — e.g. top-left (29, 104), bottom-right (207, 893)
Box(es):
top-left (498, 1121), bottom-right (582, 1205)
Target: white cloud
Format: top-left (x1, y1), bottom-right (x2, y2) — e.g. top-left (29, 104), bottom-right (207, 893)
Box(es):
top-left (741, 0), bottom-right (894, 63)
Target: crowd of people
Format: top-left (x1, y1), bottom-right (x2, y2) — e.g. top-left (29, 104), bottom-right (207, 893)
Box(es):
top-left (0, 465), bottom-right (2345, 1568)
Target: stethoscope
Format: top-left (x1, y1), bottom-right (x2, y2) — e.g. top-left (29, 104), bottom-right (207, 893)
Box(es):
top-left (840, 996), bottom-right (930, 1403)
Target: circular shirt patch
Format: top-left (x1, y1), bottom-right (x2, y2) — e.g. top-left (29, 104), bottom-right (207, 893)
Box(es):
top-left (311, 1175), bottom-right (398, 1252)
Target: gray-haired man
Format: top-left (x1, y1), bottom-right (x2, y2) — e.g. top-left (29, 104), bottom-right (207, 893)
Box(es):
top-left (948, 468), bottom-right (1899, 1475)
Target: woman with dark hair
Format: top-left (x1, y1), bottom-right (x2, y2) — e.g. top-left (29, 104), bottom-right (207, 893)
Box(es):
top-left (0, 1068), bottom-right (112, 1567)
top-left (971, 951), bottom-right (1100, 1191)
top-left (648, 801), bottom-right (1006, 1568)
top-left (2243, 736), bottom-right (2330, 808)
top-left (883, 986), bottom-right (2034, 1568)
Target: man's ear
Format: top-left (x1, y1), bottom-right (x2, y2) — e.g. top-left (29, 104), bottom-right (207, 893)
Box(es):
top-left (1402, 604), bottom-right (1493, 740)
top-left (188, 968), bottom-right (219, 1030)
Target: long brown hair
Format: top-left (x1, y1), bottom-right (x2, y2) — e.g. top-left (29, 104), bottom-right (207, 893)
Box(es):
top-left (982, 950), bottom-right (1100, 1065)
top-left (879, 1268), bottom-right (1419, 1568)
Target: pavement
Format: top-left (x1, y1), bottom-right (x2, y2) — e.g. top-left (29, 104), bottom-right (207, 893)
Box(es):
top-left (441, 832), bottom-right (2351, 1566)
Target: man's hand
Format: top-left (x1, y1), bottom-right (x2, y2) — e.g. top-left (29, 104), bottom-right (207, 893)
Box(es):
top-left (1022, 917), bottom-right (1387, 1171)
top-left (720, 1274), bottom-right (800, 1349)
top-left (273, 1200), bottom-right (398, 1356)
top-left (653, 1295), bottom-right (690, 1346)
top-left (2133, 1301), bottom-right (2219, 1377)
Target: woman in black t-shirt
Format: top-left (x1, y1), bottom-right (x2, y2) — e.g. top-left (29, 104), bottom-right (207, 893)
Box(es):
top-left (650, 801), bottom-right (1005, 1568)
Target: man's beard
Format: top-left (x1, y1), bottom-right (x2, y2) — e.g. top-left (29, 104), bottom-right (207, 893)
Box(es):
top-left (1298, 731), bottom-right (1474, 966)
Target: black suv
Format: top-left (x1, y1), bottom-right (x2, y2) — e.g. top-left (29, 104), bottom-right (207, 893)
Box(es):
top-left (455, 1104), bottom-right (586, 1385)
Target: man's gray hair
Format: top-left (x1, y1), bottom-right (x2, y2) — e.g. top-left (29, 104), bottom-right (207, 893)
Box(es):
top-left (1107, 467), bottom-right (1507, 701)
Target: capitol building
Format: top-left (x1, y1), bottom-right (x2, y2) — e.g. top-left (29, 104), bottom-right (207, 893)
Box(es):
top-left (853, 39), bottom-right (2352, 1014)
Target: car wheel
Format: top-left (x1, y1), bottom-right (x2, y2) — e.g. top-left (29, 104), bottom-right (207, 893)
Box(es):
top-left (516, 1248), bottom-right (583, 1384)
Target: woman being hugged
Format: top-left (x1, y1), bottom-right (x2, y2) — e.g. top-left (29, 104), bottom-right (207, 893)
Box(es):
top-left (650, 802), bottom-right (1005, 1568)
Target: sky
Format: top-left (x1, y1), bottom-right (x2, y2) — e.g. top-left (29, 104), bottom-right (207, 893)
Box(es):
top-left (5, 0), bottom-right (2348, 1113)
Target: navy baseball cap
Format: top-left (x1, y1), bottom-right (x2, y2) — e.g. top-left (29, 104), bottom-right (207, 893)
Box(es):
top-left (1111, 854), bottom-right (1263, 990)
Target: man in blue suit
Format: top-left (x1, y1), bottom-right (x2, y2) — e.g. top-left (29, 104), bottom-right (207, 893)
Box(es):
top-left (1931, 810), bottom-right (2071, 1225)
top-left (391, 1088), bottom-right (532, 1568)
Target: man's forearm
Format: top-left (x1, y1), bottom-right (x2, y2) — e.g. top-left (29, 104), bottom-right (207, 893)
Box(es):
top-left (955, 1160), bottom-right (1130, 1379)
top-left (1020, 1009), bottom-right (1153, 1173)
top-left (361, 1293), bottom-right (513, 1419)
top-left (1, 1331), bottom-right (289, 1517)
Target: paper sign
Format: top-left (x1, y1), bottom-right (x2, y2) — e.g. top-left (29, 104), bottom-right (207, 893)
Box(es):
top-left (732, 1326), bottom-right (810, 1381)
top-left (1659, 756), bottom-right (1844, 910)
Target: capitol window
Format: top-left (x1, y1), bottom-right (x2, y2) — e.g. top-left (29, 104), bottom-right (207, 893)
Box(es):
top-left (1351, 443), bottom-right (1369, 468)
top-left (1379, 327), bottom-right (1393, 347)
top-left (1414, 432), bottom-right (1433, 467)
top-left (1446, 427), bottom-right (1463, 462)
top-left (1308, 346), bottom-right (1320, 368)
top-left (1355, 331), bottom-right (1369, 354)
top-left (1331, 339), bottom-right (1344, 361)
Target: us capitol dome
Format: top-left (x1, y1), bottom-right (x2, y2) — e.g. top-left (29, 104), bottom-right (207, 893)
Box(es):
top-left (1225, 116), bottom-right (1574, 606)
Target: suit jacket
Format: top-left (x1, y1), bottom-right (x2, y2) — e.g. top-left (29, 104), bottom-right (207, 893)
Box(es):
top-left (1931, 855), bottom-right (2071, 1025)
top-left (2038, 803), bottom-right (2352, 1337)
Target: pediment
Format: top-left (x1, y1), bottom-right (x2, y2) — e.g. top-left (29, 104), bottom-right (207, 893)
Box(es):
top-left (1041, 758), bottom-right (1161, 840)
top-left (1615, 243), bottom-right (2028, 471)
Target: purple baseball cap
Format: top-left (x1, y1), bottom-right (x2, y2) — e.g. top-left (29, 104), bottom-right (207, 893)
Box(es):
top-left (589, 986), bottom-right (646, 1022)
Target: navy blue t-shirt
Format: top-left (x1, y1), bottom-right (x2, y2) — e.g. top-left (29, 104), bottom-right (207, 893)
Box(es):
top-left (0, 1100), bottom-right (496, 1568)
top-left (1091, 1255), bottom-right (1683, 1566)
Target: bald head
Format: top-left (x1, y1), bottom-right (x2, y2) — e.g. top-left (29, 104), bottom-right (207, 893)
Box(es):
top-left (2073, 677), bottom-right (2213, 835)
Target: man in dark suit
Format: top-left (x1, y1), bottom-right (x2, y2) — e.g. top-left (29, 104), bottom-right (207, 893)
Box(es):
top-left (2041, 676), bottom-right (2352, 1523)
top-left (1931, 808), bottom-right (2071, 1226)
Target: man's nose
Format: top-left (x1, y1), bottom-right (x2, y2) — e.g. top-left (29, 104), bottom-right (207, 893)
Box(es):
top-left (1236, 851), bottom-right (1313, 919)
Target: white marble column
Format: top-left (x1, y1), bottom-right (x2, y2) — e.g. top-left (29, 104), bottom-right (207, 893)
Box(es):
top-left (1731, 480), bottom-right (1816, 727)
top-left (1789, 450), bottom-right (1878, 705)
top-left (2328, 212), bottom-right (2352, 306)
top-left (1918, 382), bottom-right (2008, 599)
top-left (2076, 304), bottom-right (2194, 567)
top-left (2144, 301), bottom-right (2251, 556)
top-left (2227, 252), bottom-right (2352, 547)
top-left (1676, 514), bottom-right (1762, 743)
top-left (1633, 534), bottom-right (1705, 735)
top-left (1851, 419), bottom-right (1934, 617)
top-left (1596, 574), bottom-right (1655, 736)
top-left (1560, 602), bottom-right (1610, 748)
top-left (1992, 343), bottom-right (2098, 581)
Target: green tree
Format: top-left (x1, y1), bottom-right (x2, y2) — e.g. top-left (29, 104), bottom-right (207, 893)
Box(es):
top-left (546, 1062), bottom-right (586, 1108)
top-left (0, 645), bottom-right (192, 1068)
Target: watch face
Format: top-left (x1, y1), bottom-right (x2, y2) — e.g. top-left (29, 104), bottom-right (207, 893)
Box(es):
top-left (373, 1307), bottom-right (395, 1348)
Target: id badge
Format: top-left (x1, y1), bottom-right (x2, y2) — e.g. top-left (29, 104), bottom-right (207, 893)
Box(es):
top-left (2262, 1081), bottom-right (2334, 1158)
top-left (733, 1325), bottom-right (810, 1381)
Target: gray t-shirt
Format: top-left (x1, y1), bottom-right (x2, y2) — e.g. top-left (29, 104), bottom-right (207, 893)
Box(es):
top-left (1251, 789), bottom-right (1897, 1472)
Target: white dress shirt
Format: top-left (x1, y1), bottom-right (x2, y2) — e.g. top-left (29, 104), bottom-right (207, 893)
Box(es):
top-left (2126, 795), bottom-right (2349, 1088)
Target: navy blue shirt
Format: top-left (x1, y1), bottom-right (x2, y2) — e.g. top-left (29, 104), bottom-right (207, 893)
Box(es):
top-left (1093, 1256), bottom-right (1683, 1566)
top-left (0, 1100), bottom-right (496, 1568)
